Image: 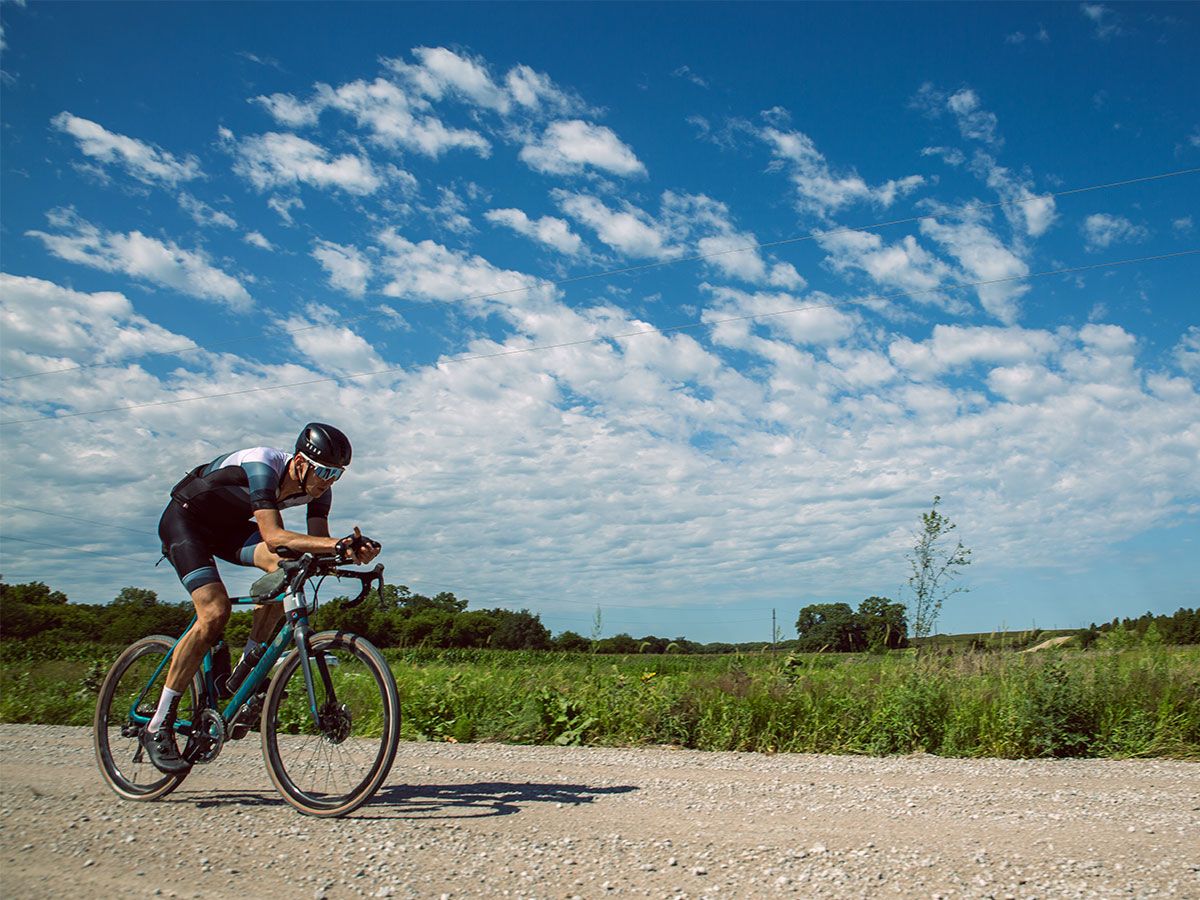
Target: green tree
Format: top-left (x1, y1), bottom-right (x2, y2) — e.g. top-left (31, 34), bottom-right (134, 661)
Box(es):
top-left (1, 580), bottom-right (69, 606)
top-left (489, 609), bottom-right (551, 650)
top-left (449, 610), bottom-right (499, 648)
top-left (795, 602), bottom-right (864, 652)
top-left (857, 596), bottom-right (908, 651)
top-left (596, 633), bottom-right (639, 654)
top-left (112, 586), bottom-right (158, 608)
top-left (905, 496), bottom-right (972, 640)
top-left (553, 630), bottom-right (591, 652)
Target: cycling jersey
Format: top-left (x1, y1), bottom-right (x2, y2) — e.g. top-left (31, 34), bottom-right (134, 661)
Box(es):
top-left (170, 447), bottom-right (332, 529)
top-left (160, 447), bottom-right (332, 593)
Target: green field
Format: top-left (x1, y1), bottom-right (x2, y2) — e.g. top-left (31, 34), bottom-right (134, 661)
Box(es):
top-left (3, 641), bottom-right (1197, 759)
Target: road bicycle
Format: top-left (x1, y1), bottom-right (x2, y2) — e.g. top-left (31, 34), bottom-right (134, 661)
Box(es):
top-left (93, 551), bottom-right (400, 817)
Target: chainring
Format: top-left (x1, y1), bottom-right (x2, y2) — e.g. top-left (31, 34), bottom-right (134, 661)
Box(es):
top-left (185, 708), bottom-right (227, 764)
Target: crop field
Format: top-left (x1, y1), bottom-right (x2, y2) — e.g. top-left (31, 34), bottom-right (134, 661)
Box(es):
top-left (2, 641), bottom-right (1197, 759)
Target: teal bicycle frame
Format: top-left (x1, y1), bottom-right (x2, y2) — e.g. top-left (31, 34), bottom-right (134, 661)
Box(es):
top-left (126, 558), bottom-right (383, 746)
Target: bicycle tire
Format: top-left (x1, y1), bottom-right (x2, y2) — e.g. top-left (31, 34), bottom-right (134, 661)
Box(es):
top-left (261, 631), bottom-right (400, 817)
top-left (94, 634), bottom-right (200, 801)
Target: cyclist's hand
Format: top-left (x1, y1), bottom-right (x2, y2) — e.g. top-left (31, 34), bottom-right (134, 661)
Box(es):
top-left (334, 526), bottom-right (381, 564)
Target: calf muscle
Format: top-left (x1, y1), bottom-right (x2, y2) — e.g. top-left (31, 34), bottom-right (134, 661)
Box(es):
top-left (165, 583), bottom-right (231, 693)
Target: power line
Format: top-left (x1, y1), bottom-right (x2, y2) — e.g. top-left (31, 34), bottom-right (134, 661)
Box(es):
top-left (0, 502), bottom-right (157, 536)
top-left (5, 247), bottom-right (1196, 428)
top-left (4, 165), bottom-right (1197, 384)
top-left (0, 534), bottom-right (158, 562)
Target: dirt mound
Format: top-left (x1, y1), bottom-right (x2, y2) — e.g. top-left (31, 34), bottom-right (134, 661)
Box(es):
top-left (1022, 635), bottom-right (1076, 652)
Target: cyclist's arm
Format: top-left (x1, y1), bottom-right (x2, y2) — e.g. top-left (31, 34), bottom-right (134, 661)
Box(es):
top-left (254, 508), bottom-right (338, 556)
top-left (308, 517), bottom-right (331, 538)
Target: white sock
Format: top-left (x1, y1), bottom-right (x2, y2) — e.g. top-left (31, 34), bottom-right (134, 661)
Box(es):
top-left (147, 687), bottom-right (181, 734)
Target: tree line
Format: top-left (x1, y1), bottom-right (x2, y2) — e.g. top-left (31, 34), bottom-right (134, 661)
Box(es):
top-left (5, 578), bottom-right (1198, 655)
top-left (0, 579), bottom-right (762, 654)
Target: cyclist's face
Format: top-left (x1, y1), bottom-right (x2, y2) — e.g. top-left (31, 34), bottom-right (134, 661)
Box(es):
top-left (300, 458), bottom-right (338, 496)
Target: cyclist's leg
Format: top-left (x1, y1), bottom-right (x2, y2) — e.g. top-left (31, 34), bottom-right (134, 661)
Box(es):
top-left (164, 581), bottom-right (231, 693)
top-left (159, 503), bottom-right (233, 697)
top-left (144, 504), bottom-right (232, 771)
top-left (248, 540), bottom-right (286, 641)
top-left (214, 526), bottom-right (283, 660)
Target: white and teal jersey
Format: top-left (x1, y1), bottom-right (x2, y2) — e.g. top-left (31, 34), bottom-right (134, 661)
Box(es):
top-left (171, 446), bottom-right (332, 527)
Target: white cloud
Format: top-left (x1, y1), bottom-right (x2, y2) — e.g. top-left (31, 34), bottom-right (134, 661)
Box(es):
top-left (375, 230), bottom-right (556, 312)
top-left (425, 185), bottom-right (475, 235)
top-left (4, 268), bottom-right (1198, 631)
top-left (672, 65), bottom-right (709, 88)
top-left (1082, 213), bottom-right (1149, 251)
top-left (267, 194), bottom-right (304, 225)
top-left (697, 233), bottom-right (768, 283)
top-left (256, 51), bottom-right (585, 164)
top-left (1081, 3), bottom-right (1122, 39)
top-left (0, 273), bottom-right (190, 376)
top-left (921, 146), bottom-right (966, 167)
top-left (243, 231), bottom-right (275, 250)
top-left (26, 210), bottom-right (253, 311)
top-left (912, 85), bottom-right (1003, 148)
top-left (762, 125), bottom-right (923, 218)
top-left (251, 92), bottom-right (322, 128)
top-left (504, 64), bottom-right (582, 115)
top-left (485, 208), bottom-right (584, 256)
top-left (702, 285), bottom-right (858, 346)
top-left (919, 217), bottom-right (1030, 322)
top-left (282, 304), bottom-right (386, 376)
top-left (1173, 216), bottom-right (1194, 234)
top-left (946, 89), bottom-right (1002, 146)
top-left (316, 78), bottom-right (491, 158)
top-left (405, 46), bottom-right (511, 113)
top-left (520, 120), bottom-right (646, 177)
top-left (311, 239), bottom-right (371, 297)
top-left (970, 152), bottom-right (1056, 238)
top-left (985, 364), bottom-right (1067, 403)
top-left (555, 192), bottom-right (682, 260)
top-left (51, 112), bottom-right (202, 186)
top-left (178, 193), bottom-right (237, 229)
top-left (888, 324), bottom-right (1059, 377)
top-left (817, 229), bottom-right (959, 311)
top-left (1174, 326), bottom-right (1200, 375)
top-left (233, 132), bottom-right (383, 195)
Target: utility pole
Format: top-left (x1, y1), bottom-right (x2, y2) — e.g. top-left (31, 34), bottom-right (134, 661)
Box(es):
top-left (771, 608), bottom-right (777, 654)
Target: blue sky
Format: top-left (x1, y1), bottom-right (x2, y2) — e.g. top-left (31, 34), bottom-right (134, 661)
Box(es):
top-left (1, 1), bottom-right (1197, 643)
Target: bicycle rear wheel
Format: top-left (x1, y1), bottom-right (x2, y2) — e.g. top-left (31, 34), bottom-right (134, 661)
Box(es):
top-left (94, 635), bottom-right (200, 801)
top-left (261, 631), bottom-right (400, 817)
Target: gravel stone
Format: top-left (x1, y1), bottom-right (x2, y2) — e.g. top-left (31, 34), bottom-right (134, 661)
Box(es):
top-left (1, 724), bottom-right (1197, 898)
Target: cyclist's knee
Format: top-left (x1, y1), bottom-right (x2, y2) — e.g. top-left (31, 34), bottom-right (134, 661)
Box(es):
top-left (191, 583), bottom-right (232, 643)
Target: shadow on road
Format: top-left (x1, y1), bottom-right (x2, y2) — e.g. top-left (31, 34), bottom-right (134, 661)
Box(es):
top-left (366, 780), bottom-right (639, 820)
top-left (184, 781), bottom-right (638, 819)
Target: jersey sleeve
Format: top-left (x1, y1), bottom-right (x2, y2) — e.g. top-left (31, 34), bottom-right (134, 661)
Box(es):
top-left (307, 487), bottom-right (332, 521)
top-left (242, 461), bottom-right (282, 511)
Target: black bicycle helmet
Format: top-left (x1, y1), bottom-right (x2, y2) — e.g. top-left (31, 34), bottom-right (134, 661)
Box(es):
top-left (295, 422), bottom-right (353, 468)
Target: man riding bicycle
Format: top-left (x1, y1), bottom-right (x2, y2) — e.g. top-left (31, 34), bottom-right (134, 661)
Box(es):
top-left (146, 422), bottom-right (380, 774)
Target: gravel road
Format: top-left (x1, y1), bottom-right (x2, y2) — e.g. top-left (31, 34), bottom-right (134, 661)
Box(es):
top-left (1, 725), bottom-right (1197, 899)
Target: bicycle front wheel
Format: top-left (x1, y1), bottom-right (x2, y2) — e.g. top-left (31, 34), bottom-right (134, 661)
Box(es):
top-left (94, 635), bottom-right (199, 801)
top-left (261, 631), bottom-right (400, 817)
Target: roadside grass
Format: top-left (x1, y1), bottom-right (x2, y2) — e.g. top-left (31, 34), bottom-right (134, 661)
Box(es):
top-left (3, 640), bottom-right (1197, 759)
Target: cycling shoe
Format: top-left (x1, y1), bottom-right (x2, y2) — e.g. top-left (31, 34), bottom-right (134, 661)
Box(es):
top-left (139, 725), bottom-right (192, 774)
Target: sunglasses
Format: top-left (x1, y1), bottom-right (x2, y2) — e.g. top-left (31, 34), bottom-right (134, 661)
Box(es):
top-left (298, 452), bottom-right (345, 482)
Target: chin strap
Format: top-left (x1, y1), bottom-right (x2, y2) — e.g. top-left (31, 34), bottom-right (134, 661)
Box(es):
top-left (296, 454), bottom-right (312, 494)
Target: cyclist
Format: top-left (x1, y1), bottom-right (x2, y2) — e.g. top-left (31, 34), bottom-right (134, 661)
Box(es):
top-left (144, 422), bottom-right (380, 774)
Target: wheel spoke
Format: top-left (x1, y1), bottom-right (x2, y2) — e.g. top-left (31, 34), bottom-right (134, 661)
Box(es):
top-left (262, 635), bottom-right (398, 815)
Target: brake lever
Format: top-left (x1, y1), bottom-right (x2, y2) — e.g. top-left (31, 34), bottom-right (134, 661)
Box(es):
top-left (338, 563), bottom-right (384, 608)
